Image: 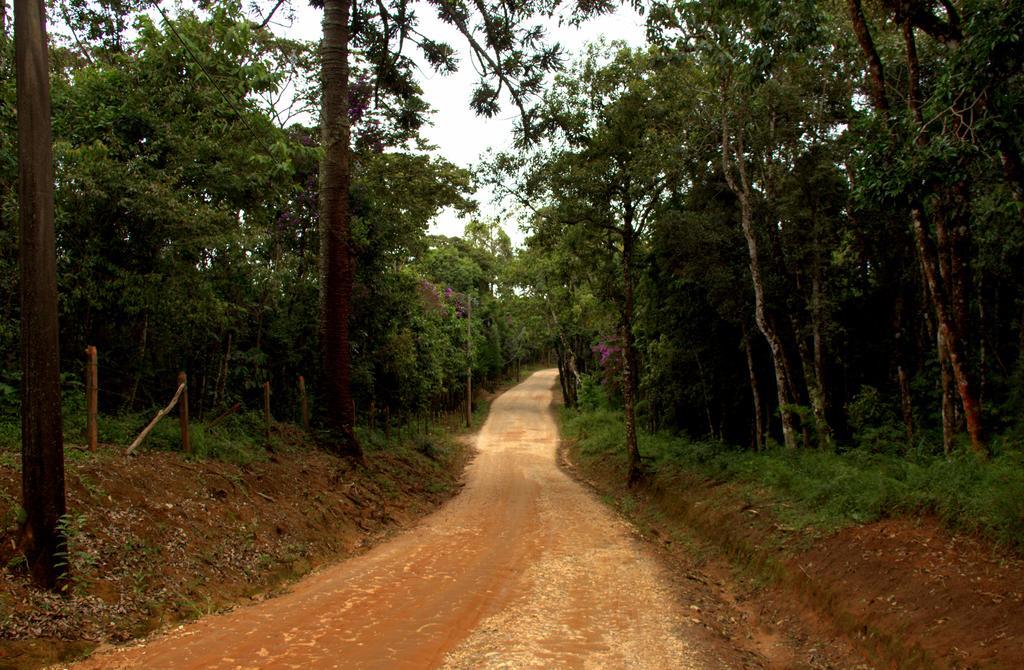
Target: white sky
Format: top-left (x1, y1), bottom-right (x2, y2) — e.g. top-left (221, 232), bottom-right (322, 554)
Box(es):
top-left (276, 2), bottom-right (648, 245)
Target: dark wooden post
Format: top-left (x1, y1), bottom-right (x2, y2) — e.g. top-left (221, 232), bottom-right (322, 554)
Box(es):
top-left (85, 346), bottom-right (98, 452)
top-left (298, 375), bottom-right (310, 432)
top-left (178, 372), bottom-right (190, 454)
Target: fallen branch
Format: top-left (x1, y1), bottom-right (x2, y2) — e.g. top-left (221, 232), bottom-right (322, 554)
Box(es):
top-left (125, 382), bottom-right (186, 455)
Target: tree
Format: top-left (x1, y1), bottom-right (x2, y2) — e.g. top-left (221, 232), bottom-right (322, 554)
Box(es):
top-left (497, 46), bottom-right (683, 483)
top-left (842, 0), bottom-right (1024, 456)
top-left (315, 0), bottom-right (621, 453)
top-left (318, 0), bottom-right (361, 453)
top-left (15, 0), bottom-right (67, 590)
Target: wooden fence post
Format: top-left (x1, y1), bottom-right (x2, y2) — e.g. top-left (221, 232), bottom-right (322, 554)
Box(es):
top-left (85, 346), bottom-right (98, 452)
top-left (178, 371), bottom-right (190, 454)
top-left (298, 375), bottom-right (310, 432)
top-left (263, 381), bottom-right (271, 443)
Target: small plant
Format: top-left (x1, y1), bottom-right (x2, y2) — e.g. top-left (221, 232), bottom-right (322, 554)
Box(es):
top-left (577, 374), bottom-right (606, 412)
top-left (55, 512), bottom-right (99, 597)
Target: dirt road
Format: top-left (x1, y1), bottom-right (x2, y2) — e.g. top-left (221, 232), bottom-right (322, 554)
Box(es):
top-left (74, 370), bottom-right (703, 669)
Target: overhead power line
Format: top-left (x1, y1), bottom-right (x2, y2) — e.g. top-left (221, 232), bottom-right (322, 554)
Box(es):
top-left (147, 0), bottom-right (278, 158)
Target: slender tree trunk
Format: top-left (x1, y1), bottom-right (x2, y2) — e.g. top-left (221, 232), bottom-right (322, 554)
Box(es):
top-left (127, 311), bottom-right (147, 410)
top-left (902, 24), bottom-right (986, 456)
top-left (546, 303), bottom-right (580, 406)
top-left (554, 342), bottom-right (572, 407)
top-left (978, 274), bottom-right (989, 405)
top-left (938, 329), bottom-right (956, 455)
top-left (722, 120), bottom-right (799, 449)
top-left (744, 331), bottom-right (764, 450)
top-left (847, 0), bottom-right (889, 113)
top-left (897, 363), bottom-right (915, 445)
top-left (792, 318), bottom-right (828, 449)
top-left (893, 295), bottom-right (915, 446)
top-left (214, 332), bottom-right (231, 407)
top-left (620, 222), bottom-right (643, 485)
top-left (16, 0), bottom-right (67, 590)
top-left (695, 352), bottom-right (715, 438)
top-left (847, 12), bottom-right (987, 456)
top-left (810, 243), bottom-right (834, 449)
top-left (912, 207), bottom-right (986, 455)
top-left (319, 0), bottom-right (361, 457)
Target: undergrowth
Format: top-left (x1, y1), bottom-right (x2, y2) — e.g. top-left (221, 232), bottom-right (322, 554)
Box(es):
top-left (0, 365), bottom-right (517, 468)
top-left (563, 407), bottom-right (1024, 553)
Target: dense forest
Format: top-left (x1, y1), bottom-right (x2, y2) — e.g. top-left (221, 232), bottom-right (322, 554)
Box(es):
top-left (496, 0), bottom-right (1024, 479)
top-left (4, 0), bottom-right (1024, 594)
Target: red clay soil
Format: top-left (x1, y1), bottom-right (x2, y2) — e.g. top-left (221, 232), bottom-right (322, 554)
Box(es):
top-left (796, 518), bottom-right (1024, 669)
top-left (0, 426), bottom-right (471, 670)
top-left (565, 444), bottom-right (1024, 670)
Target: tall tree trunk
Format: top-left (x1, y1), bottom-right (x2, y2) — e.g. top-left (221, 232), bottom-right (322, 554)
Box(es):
top-left (319, 0), bottom-right (361, 458)
top-left (810, 237), bottom-right (834, 449)
top-left (15, 0), bottom-right (67, 591)
top-left (847, 11), bottom-right (987, 456)
top-left (938, 328), bottom-right (956, 455)
top-left (722, 119), bottom-right (799, 449)
top-left (620, 221), bottom-right (643, 485)
top-left (893, 294), bottom-right (915, 446)
top-left (902, 23), bottom-right (986, 456)
top-left (744, 331), bottom-right (765, 450)
top-left (546, 302), bottom-right (579, 407)
top-left (913, 207), bottom-right (986, 455)
top-left (554, 342), bottom-right (571, 407)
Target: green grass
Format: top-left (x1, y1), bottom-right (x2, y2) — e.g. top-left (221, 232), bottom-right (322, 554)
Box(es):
top-left (563, 407), bottom-right (1024, 552)
top-left (0, 389), bottom-right (281, 465)
top-left (0, 375), bottom-right (505, 468)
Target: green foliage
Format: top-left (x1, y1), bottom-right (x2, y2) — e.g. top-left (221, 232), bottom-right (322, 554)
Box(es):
top-left (564, 407), bottom-right (1024, 552)
top-left (577, 374), bottom-right (606, 412)
top-left (846, 387), bottom-right (907, 455)
top-left (55, 512), bottom-right (98, 597)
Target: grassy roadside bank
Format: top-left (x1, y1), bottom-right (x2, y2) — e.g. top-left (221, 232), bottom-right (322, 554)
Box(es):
top-left (561, 406), bottom-right (1024, 669)
top-left (563, 408), bottom-right (1024, 551)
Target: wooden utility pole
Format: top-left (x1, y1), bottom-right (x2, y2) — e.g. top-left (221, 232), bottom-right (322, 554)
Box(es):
top-left (178, 372), bottom-right (190, 454)
top-left (85, 346), bottom-right (98, 452)
top-left (465, 296), bottom-right (472, 428)
top-left (16, 0), bottom-right (66, 589)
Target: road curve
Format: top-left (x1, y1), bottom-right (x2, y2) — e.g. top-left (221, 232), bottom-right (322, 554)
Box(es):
top-left (74, 369), bottom-right (701, 669)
